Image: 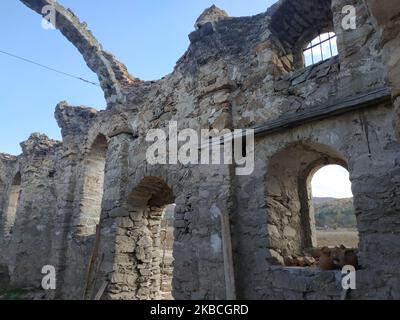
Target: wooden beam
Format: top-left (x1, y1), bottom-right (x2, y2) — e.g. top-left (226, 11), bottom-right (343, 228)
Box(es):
top-left (94, 281), bottom-right (108, 300)
top-left (221, 212), bottom-right (237, 300)
top-left (253, 86), bottom-right (391, 137)
top-left (83, 224), bottom-right (101, 299)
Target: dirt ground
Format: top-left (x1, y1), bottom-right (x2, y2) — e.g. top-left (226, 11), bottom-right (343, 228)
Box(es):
top-left (316, 229), bottom-right (359, 248)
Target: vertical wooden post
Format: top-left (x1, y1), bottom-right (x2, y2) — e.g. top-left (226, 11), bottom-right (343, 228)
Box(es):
top-left (221, 211), bottom-right (236, 300)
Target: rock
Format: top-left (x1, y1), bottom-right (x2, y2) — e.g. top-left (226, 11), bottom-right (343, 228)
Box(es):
top-left (195, 5), bottom-right (229, 30)
top-left (284, 256), bottom-right (295, 266)
top-left (304, 256), bottom-right (316, 266)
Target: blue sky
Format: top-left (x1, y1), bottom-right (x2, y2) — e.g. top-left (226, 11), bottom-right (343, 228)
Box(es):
top-left (0, 0), bottom-right (273, 155)
top-left (0, 1), bottom-right (352, 198)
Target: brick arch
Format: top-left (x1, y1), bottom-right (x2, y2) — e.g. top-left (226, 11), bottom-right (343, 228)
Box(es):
top-left (265, 141), bottom-right (351, 264)
top-left (128, 176), bottom-right (175, 208)
top-left (125, 163), bottom-right (188, 208)
top-left (85, 133), bottom-right (109, 154)
top-left (269, 0), bottom-right (333, 68)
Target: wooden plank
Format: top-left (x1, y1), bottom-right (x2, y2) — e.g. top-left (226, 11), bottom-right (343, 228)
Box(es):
top-left (221, 212), bottom-right (237, 300)
top-left (253, 86), bottom-right (391, 137)
top-left (83, 224), bottom-right (101, 299)
top-left (341, 288), bottom-right (349, 300)
top-left (94, 281), bottom-right (108, 300)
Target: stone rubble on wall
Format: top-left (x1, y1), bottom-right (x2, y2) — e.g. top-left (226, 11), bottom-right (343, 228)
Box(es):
top-left (0, 0), bottom-right (399, 300)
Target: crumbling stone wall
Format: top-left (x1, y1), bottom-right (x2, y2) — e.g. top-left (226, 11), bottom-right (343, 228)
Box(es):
top-left (0, 153), bottom-right (18, 269)
top-left (366, 0), bottom-right (400, 137)
top-left (87, 177), bottom-right (175, 300)
top-left (0, 0), bottom-right (399, 300)
top-left (2, 134), bottom-right (62, 288)
top-left (234, 101), bottom-right (399, 299)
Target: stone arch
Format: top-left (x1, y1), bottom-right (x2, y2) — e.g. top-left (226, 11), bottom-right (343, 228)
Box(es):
top-left (19, 0), bottom-right (140, 106)
top-left (78, 134), bottom-right (108, 237)
top-left (3, 172), bottom-right (22, 238)
top-left (269, 0), bottom-right (334, 68)
top-left (265, 141), bottom-right (352, 264)
top-left (108, 176), bottom-right (176, 300)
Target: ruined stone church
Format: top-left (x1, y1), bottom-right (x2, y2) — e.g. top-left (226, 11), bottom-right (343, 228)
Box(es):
top-left (0, 0), bottom-right (399, 300)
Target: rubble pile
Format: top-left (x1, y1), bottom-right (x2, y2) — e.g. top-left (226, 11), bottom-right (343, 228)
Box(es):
top-left (283, 245), bottom-right (359, 270)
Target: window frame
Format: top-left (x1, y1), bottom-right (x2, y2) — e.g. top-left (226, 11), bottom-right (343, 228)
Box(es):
top-left (303, 32), bottom-right (337, 67)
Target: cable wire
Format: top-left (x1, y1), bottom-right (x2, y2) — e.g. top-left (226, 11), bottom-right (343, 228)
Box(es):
top-left (0, 49), bottom-right (101, 87)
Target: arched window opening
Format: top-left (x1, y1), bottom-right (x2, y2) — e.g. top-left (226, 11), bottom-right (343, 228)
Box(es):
top-left (303, 32), bottom-right (338, 67)
top-left (4, 173), bottom-right (21, 237)
top-left (311, 165), bottom-right (358, 248)
top-left (265, 142), bottom-right (359, 271)
top-left (79, 135), bottom-right (108, 237)
top-left (269, 0), bottom-right (335, 70)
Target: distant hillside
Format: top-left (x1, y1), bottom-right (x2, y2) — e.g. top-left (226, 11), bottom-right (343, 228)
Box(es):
top-left (313, 197), bottom-right (336, 205)
top-left (313, 197), bottom-right (356, 229)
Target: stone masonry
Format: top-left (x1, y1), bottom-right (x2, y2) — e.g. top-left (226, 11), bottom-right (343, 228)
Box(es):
top-left (0, 0), bottom-right (399, 299)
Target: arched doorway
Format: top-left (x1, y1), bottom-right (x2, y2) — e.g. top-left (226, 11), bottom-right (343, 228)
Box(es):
top-left (108, 176), bottom-right (176, 300)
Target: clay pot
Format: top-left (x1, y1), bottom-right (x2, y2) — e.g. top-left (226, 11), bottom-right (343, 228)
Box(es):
top-left (344, 249), bottom-right (359, 269)
top-left (331, 246), bottom-right (346, 269)
top-left (318, 247), bottom-right (335, 270)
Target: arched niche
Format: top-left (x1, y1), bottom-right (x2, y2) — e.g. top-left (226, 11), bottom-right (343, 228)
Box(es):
top-left (4, 172), bottom-right (22, 238)
top-left (78, 134), bottom-right (108, 237)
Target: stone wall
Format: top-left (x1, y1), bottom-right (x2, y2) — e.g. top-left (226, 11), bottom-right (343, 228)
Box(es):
top-left (366, 0), bottom-right (400, 138)
top-left (0, 0), bottom-right (399, 300)
top-left (234, 101), bottom-right (399, 299)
